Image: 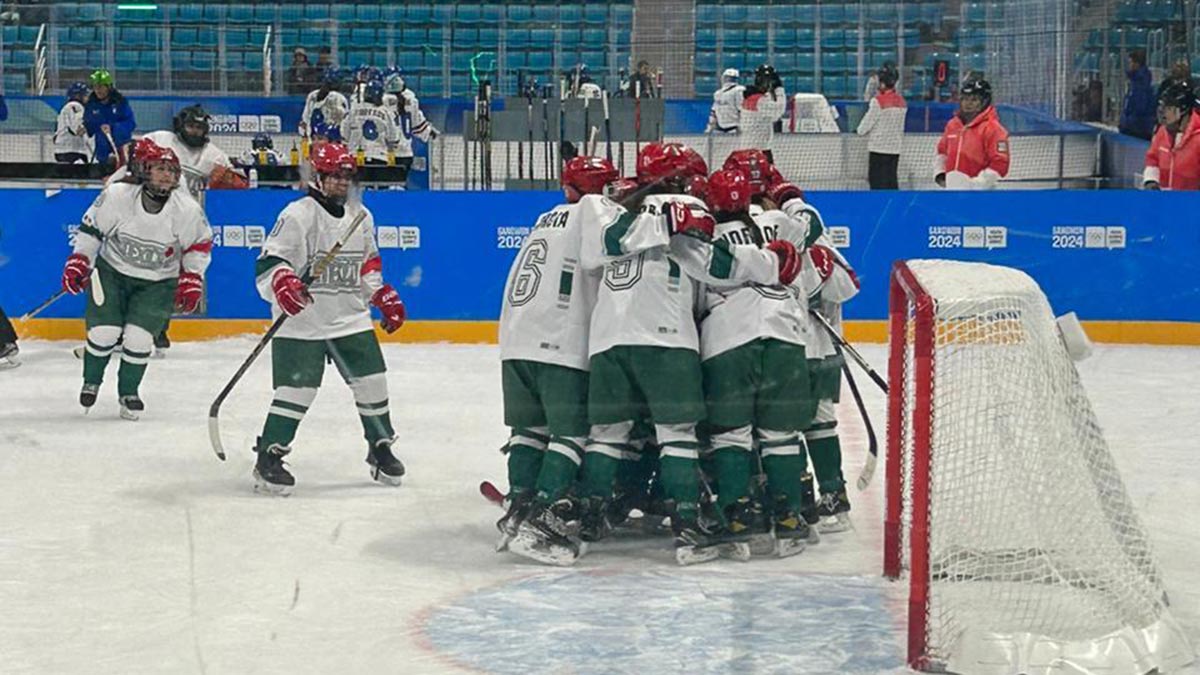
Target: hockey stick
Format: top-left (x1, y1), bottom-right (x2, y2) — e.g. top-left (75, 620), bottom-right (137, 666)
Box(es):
top-left (602, 90), bottom-right (613, 162)
top-left (526, 90), bottom-right (535, 182)
top-left (841, 358), bottom-right (879, 490)
top-left (582, 95), bottom-right (591, 156)
top-left (809, 309), bottom-right (887, 394)
top-left (634, 81), bottom-right (642, 155)
top-left (18, 289), bottom-right (69, 322)
top-left (207, 209), bottom-right (369, 461)
top-left (540, 86), bottom-right (551, 184)
top-left (103, 128), bottom-right (125, 169)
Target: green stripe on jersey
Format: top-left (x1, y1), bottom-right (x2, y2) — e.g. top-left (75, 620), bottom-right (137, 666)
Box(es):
top-left (78, 223), bottom-right (104, 241)
top-left (603, 212), bottom-right (638, 256)
top-left (558, 270), bottom-right (574, 297)
top-left (709, 239), bottom-right (735, 280)
top-left (255, 255), bottom-right (291, 280)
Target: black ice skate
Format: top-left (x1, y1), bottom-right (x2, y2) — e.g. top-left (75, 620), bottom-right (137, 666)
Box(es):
top-left (495, 489), bottom-right (534, 552)
top-left (0, 342), bottom-right (19, 369)
top-left (817, 488), bottom-right (853, 534)
top-left (119, 395), bottom-right (144, 421)
top-left (798, 473), bottom-right (823, 544)
top-left (79, 383), bottom-right (99, 413)
top-left (771, 500), bottom-right (811, 559)
top-left (670, 508), bottom-right (721, 566)
top-left (509, 499), bottom-right (585, 567)
top-left (253, 439), bottom-right (295, 496)
top-left (365, 437), bottom-right (405, 486)
top-left (578, 495), bottom-right (615, 543)
top-left (715, 497), bottom-right (758, 562)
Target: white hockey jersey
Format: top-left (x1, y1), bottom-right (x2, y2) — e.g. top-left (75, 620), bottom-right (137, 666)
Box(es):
top-left (54, 100), bottom-right (92, 157)
top-left (500, 195), bottom-right (663, 371)
top-left (696, 210), bottom-right (814, 360)
top-left (300, 89), bottom-right (350, 137)
top-left (74, 182), bottom-right (212, 282)
top-left (739, 87), bottom-right (787, 152)
top-left (341, 100), bottom-right (398, 163)
top-left (707, 83), bottom-right (745, 133)
top-left (385, 89), bottom-right (437, 159)
top-left (256, 196), bottom-right (382, 341)
top-left (588, 194), bottom-right (781, 357)
top-left (109, 130), bottom-right (235, 200)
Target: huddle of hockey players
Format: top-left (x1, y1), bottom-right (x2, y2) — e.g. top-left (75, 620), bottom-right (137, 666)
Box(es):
top-left (496, 140), bottom-right (860, 567)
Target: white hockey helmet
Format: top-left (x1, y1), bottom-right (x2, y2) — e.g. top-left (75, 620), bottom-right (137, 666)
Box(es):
top-left (722, 68), bottom-right (739, 83)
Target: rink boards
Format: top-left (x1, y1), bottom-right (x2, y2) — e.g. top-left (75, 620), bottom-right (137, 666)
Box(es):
top-left (1, 188), bottom-right (1197, 345)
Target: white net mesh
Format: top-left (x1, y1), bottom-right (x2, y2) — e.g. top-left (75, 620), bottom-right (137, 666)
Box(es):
top-left (888, 259), bottom-right (1194, 674)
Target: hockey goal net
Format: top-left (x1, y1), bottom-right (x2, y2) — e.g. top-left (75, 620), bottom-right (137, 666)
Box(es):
top-left (884, 259), bottom-right (1193, 674)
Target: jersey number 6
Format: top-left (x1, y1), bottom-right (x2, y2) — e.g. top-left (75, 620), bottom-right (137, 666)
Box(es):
top-left (508, 239), bottom-right (548, 306)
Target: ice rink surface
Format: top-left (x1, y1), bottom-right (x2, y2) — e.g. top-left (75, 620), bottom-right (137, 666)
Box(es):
top-left (0, 340), bottom-right (1197, 674)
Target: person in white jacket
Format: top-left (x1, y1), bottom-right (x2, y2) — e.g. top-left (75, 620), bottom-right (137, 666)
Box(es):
top-left (54, 82), bottom-right (93, 163)
top-left (739, 64), bottom-right (787, 162)
top-left (856, 63), bottom-right (906, 190)
top-left (706, 68), bottom-right (745, 133)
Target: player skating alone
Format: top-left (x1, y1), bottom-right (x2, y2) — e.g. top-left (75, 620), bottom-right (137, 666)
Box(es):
top-left (250, 143), bottom-right (407, 495)
top-left (694, 166), bottom-right (814, 558)
top-left (61, 139), bottom-right (212, 419)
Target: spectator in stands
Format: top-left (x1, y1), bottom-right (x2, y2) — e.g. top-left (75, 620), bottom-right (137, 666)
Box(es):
top-left (286, 48), bottom-right (314, 95)
top-left (1143, 79), bottom-right (1200, 190)
top-left (705, 68), bottom-right (744, 134)
top-left (82, 70), bottom-right (135, 168)
top-left (627, 60), bottom-right (658, 98)
top-left (1120, 50), bottom-right (1156, 140)
top-left (934, 76), bottom-right (1009, 190)
top-left (54, 82), bottom-right (92, 164)
top-left (857, 63), bottom-right (906, 190)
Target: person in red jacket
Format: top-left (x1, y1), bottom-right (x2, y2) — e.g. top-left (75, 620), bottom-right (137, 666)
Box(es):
top-left (1143, 80), bottom-right (1200, 190)
top-left (934, 77), bottom-right (1011, 189)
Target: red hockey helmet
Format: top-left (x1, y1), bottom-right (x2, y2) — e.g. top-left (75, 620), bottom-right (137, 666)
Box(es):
top-left (684, 174), bottom-right (709, 202)
top-left (604, 177), bottom-right (640, 202)
top-left (722, 149), bottom-right (773, 197)
top-left (706, 168), bottom-right (752, 213)
top-left (310, 142), bottom-right (357, 176)
top-left (636, 142), bottom-right (708, 186)
top-left (132, 138), bottom-right (180, 198)
top-left (562, 156), bottom-right (619, 203)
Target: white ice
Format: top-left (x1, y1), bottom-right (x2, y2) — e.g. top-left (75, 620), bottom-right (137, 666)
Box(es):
top-left (0, 340), bottom-right (1197, 674)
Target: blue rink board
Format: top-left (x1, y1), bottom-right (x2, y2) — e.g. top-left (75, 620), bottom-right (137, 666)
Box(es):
top-left (0, 189), bottom-right (1197, 324)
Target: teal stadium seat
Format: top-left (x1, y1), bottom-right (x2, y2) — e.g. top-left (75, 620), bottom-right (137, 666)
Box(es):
top-left (350, 28), bottom-right (375, 48)
top-left (723, 4), bottom-right (747, 25)
top-left (279, 5), bottom-right (302, 24)
top-left (695, 51), bottom-right (718, 74)
top-left (139, 50), bottom-right (159, 71)
top-left (332, 3), bottom-right (356, 25)
top-left (170, 50), bottom-right (190, 71)
top-left (821, 29), bottom-right (845, 50)
top-left (795, 76), bottom-right (815, 93)
top-left (560, 5), bottom-right (583, 26)
top-left (582, 29), bottom-right (606, 49)
top-left (303, 4), bottom-right (328, 23)
top-left (454, 28), bottom-right (478, 48)
top-left (532, 5), bottom-right (558, 25)
top-left (118, 26), bottom-right (145, 47)
top-left (796, 4), bottom-right (817, 25)
top-left (18, 25), bottom-right (38, 44)
top-left (420, 76), bottom-right (444, 96)
top-left (427, 27), bottom-right (445, 46)
top-left (226, 29), bottom-right (250, 49)
top-left (746, 29), bottom-right (768, 50)
top-left (176, 4), bottom-right (202, 24)
top-left (478, 28), bottom-right (500, 48)
top-left (770, 5), bottom-right (795, 26)
top-left (254, 5), bottom-right (277, 24)
top-left (797, 28), bottom-right (815, 50)
top-left (696, 28), bottom-right (717, 50)
top-left (227, 4), bottom-right (254, 24)
top-left (481, 5), bottom-right (503, 25)
top-left (528, 52), bottom-right (551, 72)
top-left (244, 51), bottom-right (264, 71)
top-left (824, 52), bottom-right (848, 73)
top-left (456, 4), bottom-right (482, 25)
top-left (507, 5), bottom-right (532, 25)
top-left (192, 51), bottom-right (216, 71)
top-left (696, 5), bottom-right (720, 28)
top-left (197, 30), bottom-right (218, 49)
top-left (775, 28), bottom-right (797, 50)
top-left (584, 5), bottom-right (609, 26)
top-left (695, 76), bottom-right (717, 94)
top-left (380, 4), bottom-right (403, 23)
top-left (797, 53), bottom-right (815, 73)
top-left (821, 4), bottom-right (845, 25)
top-left (581, 50), bottom-right (605, 68)
top-left (172, 27), bottom-right (198, 48)
top-left (871, 28), bottom-right (896, 49)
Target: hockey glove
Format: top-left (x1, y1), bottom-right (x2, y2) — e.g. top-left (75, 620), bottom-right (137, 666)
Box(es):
top-left (174, 272), bottom-right (204, 314)
top-left (271, 267), bottom-right (312, 316)
top-left (766, 181), bottom-right (804, 207)
top-left (371, 284), bottom-right (406, 333)
top-left (62, 253), bottom-right (91, 295)
top-left (665, 201), bottom-right (716, 240)
top-left (808, 244), bottom-right (835, 281)
top-left (766, 240), bottom-right (802, 286)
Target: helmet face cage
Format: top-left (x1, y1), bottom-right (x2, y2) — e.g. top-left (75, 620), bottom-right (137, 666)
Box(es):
top-left (252, 133), bottom-right (273, 151)
top-left (960, 78), bottom-right (993, 109)
top-left (754, 64), bottom-right (779, 91)
top-left (365, 80), bottom-right (385, 104)
top-left (1158, 80), bottom-right (1196, 115)
top-left (384, 73), bottom-right (405, 94)
top-left (132, 139), bottom-right (181, 198)
top-left (310, 143), bottom-right (358, 203)
top-left (174, 105), bottom-right (211, 148)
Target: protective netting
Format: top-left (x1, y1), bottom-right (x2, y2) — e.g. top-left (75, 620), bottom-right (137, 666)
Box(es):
top-left (887, 259), bottom-right (1194, 674)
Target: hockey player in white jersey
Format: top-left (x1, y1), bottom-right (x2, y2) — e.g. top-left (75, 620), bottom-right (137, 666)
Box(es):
top-left (341, 79), bottom-right (398, 165)
top-left (250, 143), bottom-right (407, 495)
top-left (299, 67), bottom-right (350, 140)
top-left (383, 71), bottom-right (439, 185)
top-left (695, 166), bottom-right (816, 559)
top-left (739, 65), bottom-right (788, 161)
top-left (111, 105), bottom-right (246, 200)
top-left (577, 142), bottom-right (803, 565)
top-left (54, 82), bottom-right (92, 164)
top-left (705, 69), bottom-right (745, 134)
top-left (235, 132), bottom-right (286, 167)
top-left (60, 139), bottom-right (212, 419)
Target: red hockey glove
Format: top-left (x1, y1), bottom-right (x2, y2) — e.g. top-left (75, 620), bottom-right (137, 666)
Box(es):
top-left (665, 201), bottom-right (716, 240)
top-left (62, 253), bottom-right (91, 295)
top-left (271, 267), bottom-right (312, 316)
top-left (371, 284), bottom-right (406, 333)
top-left (808, 244), bottom-right (835, 281)
top-left (766, 181), bottom-right (804, 207)
top-left (174, 271), bottom-right (204, 314)
top-left (766, 240), bottom-right (802, 286)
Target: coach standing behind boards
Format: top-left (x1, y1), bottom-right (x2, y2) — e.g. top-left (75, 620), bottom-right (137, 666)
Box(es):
top-left (856, 63), bottom-right (906, 189)
top-left (934, 76), bottom-right (1010, 190)
top-left (82, 70), bottom-right (136, 168)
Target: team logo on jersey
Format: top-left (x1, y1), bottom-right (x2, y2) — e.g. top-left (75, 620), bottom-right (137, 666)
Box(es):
top-left (108, 231), bottom-right (177, 270)
top-left (310, 253), bottom-right (362, 292)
